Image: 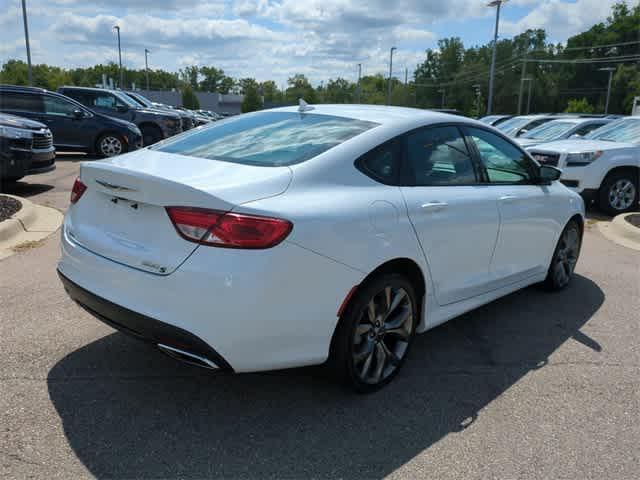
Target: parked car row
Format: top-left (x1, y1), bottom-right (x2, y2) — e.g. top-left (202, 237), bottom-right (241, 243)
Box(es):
top-left (480, 113), bottom-right (639, 216)
top-left (0, 84), bottom-right (226, 186)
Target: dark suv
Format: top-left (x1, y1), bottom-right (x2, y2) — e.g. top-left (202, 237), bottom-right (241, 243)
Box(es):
top-left (124, 91), bottom-right (194, 131)
top-left (0, 85), bottom-right (142, 158)
top-left (0, 112), bottom-right (55, 185)
top-left (58, 86), bottom-right (182, 145)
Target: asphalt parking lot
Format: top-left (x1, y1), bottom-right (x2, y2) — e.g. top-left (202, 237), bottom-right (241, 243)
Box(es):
top-left (1, 156), bottom-right (639, 479)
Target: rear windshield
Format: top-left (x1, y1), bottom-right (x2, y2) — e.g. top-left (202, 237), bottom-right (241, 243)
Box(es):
top-left (585, 118), bottom-right (640, 144)
top-left (152, 111), bottom-right (379, 166)
top-left (521, 121), bottom-right (575, 140)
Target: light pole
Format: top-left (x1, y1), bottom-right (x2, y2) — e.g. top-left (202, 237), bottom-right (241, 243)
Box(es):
top-left (21, 0), bottom-right (33, 86)
top-left (487, 0), bottom-right (507, 115)
top-left (598, 67), bottom-right (616, 114)
top-left (356, 63), bottom-right (362, 103)
top-left (113, 25), bottom-right (123, 88)
top-left (387, 47), bottom-right (397, 106)
top-left (145, 48), bottom-right (150, 91)
top-left (438, 88), bottom-right (445, 108)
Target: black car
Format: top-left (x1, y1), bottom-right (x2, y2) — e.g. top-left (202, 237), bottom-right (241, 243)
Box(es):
top-left (0, 112), bottom-right (55, 186)
top-left (124, 91), bottom-right (195, 131)
top-left (0, 85), bottom-right (142, 158)
top-left (58, 86), bottom-right (182, 145)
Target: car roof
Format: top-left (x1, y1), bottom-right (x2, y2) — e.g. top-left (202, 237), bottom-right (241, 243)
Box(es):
top-left (269, 104), bottom-right (467, 127)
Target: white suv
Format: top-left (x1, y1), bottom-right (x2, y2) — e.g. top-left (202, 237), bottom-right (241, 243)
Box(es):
top-left (526, 117), bottom-right (639, 216)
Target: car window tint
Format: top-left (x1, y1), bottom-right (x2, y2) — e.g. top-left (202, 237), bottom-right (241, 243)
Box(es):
top-left (154, 111), bottom-right (379, 166)
top-left (43, 96), bottom-right (76, 117)
top-left (406, 126), bottom-right (476, 186)
top-left (357, 140), bottom-right (399, 184)
top-left (467, 127), bottom-right (534, 184)
top-left (0, 93), bottom-right (43, 113)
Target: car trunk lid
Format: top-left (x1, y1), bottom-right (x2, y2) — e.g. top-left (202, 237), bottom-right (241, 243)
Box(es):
top-left (67, 150), bottom-right (292, 275)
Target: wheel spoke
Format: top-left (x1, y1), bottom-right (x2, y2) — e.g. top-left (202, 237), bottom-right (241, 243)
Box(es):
top-left (385, 325), bottom-right (409, 341)
top-left (385, 289), bottom-right (407, 319)
top-left (367, 300), bottom-right (376, 324)
top-left (381, 341), bottom-right (401, 366)
top-left (354, 338), bottom-right (374, 364)
top-left (385, 307), bottom-right (411, 330)
top-left (371, 342), bottom-right (386, 383)
top-left (360, 348), bottom-right (375, 378)
top-left (355, 323), bottom-right (372, 339)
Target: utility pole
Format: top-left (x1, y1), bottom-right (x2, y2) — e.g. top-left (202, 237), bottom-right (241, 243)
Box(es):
top-left (21, 0), bottom-right (33, 86)
top-left (387, 47), bottom-right (397, 106)
top-left (404, 68), bottom-right (408, 106)
top-left (438, 88), bottom-right (445, 108)
top-left (517, 54), bottom-right (527, 115)
top-left (356, 63), bottom-right (362, 103)
top-left (144, 48), bottom-right (150, 91)
top-left (113, 25), bottom-right (123, 88)
top-left (487, 0), bottom-right (507, 115)
top-left (598, 67), bottom-right (616, 114)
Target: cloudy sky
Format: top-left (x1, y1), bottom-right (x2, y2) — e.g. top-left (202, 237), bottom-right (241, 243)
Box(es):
top-left (0, 0), bottom-right (630, 86)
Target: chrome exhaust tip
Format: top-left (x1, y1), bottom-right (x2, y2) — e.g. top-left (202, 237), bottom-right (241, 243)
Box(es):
top-left (157, 344), bottom-right (219, 370)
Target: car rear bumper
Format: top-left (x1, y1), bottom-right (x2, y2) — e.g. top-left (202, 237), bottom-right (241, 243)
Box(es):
top-left (58, 270), bottom-right (233, 370)
top-left (57, 219), bottom-right (362, 372)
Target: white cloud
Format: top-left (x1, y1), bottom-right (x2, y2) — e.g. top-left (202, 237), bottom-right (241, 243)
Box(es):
top-left (501, 0), bottom-right (624, 41)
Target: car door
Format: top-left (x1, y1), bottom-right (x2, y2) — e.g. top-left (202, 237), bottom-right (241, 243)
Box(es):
top-left (464, 126), bottom-right (559, 286)
top-left (399, 125), bottom-right (500, 306)
top-left (40, 95), bottom-right (87, 148)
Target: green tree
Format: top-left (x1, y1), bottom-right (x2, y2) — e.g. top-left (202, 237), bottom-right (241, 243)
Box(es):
top-left (241, 84), bottom-right (263, 113)
top-left (260, 80), bottom-right (281, 104)
top-left (181, 85), bottom-right (200, 109)
top-left (199, 66), bottom-right (228, 91)
top-left (565, 98), bottom-right (595, 113)
top-left (285, 74), bottom-right (317, 103)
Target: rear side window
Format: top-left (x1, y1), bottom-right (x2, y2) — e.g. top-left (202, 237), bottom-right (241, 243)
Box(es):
top-left (43, 96), bottom-right (77, 117)
top-left (153, 111), bottom-right (379, 166)
top-left (0, 93), bottom-right (43, 113)
top-left (356, 140), bottom-right (400, 184)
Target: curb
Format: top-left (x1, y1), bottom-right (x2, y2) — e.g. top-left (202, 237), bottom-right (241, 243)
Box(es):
top-left (0, 194), bottom-right (64, 260)
top-left (598, 213), bottom-right (640, 251)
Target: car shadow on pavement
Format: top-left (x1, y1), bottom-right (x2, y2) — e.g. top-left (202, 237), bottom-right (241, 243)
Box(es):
top-left (47, 274), bottom-right (604, 479)
top-left (2, 181), bottom-right (54, 198)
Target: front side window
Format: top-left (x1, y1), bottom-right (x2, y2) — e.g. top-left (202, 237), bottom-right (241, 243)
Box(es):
top-left (0, 93), bottom-right (43, 113)
top-left (154, 111), bottom-right (379, 166)
top-left (405, 126), bottom-right (477, 186)
top-left (43, 96), bottom-right (77, 117)
top-left (466, 127), bottom-right (535, 184)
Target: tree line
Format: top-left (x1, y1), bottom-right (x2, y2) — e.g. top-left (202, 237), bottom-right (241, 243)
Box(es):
top-left (1, 2), bottom-right (638, 115)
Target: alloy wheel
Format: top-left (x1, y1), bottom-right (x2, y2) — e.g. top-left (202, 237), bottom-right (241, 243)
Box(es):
top-left (352, 286), bottom-right (413, 385)
top-left (608, 179), bottom-right (636, 211)
top-left (100, 136), bottom-right (123, 157)
top-left (552, 226), bottom-right (580, 288)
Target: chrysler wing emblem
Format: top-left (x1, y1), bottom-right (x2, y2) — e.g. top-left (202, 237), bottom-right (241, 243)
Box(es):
top-left (95, 179), bottom-right (137, 192)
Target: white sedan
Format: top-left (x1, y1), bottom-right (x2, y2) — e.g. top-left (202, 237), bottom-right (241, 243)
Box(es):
top-left (58, 105), bottom-right (585, 392)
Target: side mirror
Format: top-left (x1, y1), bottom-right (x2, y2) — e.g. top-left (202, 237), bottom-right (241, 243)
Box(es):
top-left (72, 108), bottom-right (84, 119)
top-left (539, 165), bottom-right (562, 184)
top-left (116, 105), bottom-right (129, 113)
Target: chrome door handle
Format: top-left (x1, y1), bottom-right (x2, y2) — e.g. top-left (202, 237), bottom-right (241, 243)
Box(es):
top-left (499, 195), bottom-right (518, 202)
top-left (421, 201), bottom-right (448, 211)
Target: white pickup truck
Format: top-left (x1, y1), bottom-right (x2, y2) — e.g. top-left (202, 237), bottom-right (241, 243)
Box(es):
top-left (526, 117), bottom-right (639, 216)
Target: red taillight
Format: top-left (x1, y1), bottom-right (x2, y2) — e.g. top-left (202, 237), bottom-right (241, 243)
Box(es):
top-left (165, 207), bottom-right (292, 249)
top-left (70, 178), bottom-right (87, 204)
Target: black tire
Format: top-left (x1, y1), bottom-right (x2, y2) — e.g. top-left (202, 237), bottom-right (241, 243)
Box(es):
top-left (328, 272), bottom-right (418, 393)
top-left (96, 133), bottom-right (126, 158)
top-left (597, 170), bottom-right (639, 216)
top-left (140, 124), bottom-right (163, 146)
top-left (543, 219), bottom-right (582, 291)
